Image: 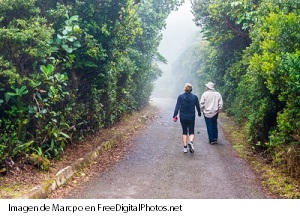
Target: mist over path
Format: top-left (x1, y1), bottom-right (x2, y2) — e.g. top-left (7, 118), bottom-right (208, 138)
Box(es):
top-left (64, 98), bottom-right (270, 199)
top-left (152, 1), bottom-right (199, 98)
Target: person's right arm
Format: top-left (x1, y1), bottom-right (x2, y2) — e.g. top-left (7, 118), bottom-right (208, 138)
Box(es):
top-left (173, 95), bottom-right (181, 118)
top-left (200, 93), bottom-right (206, 113)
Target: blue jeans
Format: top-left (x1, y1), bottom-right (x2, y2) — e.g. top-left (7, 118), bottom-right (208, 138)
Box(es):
top-left (204, 113), bottom-right (219, 143)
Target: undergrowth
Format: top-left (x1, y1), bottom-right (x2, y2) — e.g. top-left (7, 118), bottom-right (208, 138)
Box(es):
top-left (219, 113), bottom-right (300, 199)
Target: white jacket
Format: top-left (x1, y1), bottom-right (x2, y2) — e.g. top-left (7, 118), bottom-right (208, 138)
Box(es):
top-left (200, 90), bottom-right (223, 118)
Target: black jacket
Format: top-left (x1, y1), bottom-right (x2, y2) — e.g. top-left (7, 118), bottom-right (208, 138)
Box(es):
top-left (173, 92), bottom-right (201, 120)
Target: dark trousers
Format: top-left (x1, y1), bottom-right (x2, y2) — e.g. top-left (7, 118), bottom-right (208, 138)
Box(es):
top-left (180, 119), bottom-right (195, 135)
top-left (204, 113), bottom-right (219, 143)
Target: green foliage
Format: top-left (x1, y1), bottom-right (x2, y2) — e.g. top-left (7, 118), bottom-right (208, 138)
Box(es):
top-left (51, 12), bottom-right (81, 55)
top-left (0, 0), bottom-right (181, 170)
top-left (247, 11), bottom-right (300, 153)
top-left (191, 0), bottom-right (254, 45)
top-left (29, 152), bottom-right (50, 171)
top-left (0, 18), bottom-right (53, 86)
top-left (191, 0), bottom-right (300, 179)
top-left (30, 64), bottom-right (70, 153)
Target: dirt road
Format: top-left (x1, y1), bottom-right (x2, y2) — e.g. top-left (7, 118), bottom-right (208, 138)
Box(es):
top-left (63, 98), bottom-right (271, 199)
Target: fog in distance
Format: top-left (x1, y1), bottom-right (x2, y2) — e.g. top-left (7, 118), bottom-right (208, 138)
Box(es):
top-left (152, 1), bottom-right (200, 98)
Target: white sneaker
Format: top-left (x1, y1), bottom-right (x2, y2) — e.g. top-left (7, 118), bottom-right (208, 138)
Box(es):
top-left (210, 140), bottom-right (218, 145)
top-left (183, 147), bottom-right (188, 153)
top-left (188, 142), bottom-right (194, 153)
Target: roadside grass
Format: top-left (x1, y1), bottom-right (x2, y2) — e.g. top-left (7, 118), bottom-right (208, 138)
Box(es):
top-left (219, 113), bottom-right (300, 199)
top-left (0, 180), bottom-right (29, 199)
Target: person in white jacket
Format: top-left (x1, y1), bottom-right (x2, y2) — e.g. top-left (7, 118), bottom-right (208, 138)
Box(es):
top-left (200, 82), bottom-right (223, 145)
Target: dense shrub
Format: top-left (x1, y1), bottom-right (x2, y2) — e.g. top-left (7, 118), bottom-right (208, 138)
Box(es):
top-left (191, 0), bottom-right (300, 179)
top-left (0, 0), bottom-right (183, 171)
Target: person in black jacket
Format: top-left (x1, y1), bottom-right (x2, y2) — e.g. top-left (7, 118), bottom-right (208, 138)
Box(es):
top-left (173, 83), bottom-right (201, 153)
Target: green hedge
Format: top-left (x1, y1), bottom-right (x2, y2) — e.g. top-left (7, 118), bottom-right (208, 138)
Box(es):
top-left (0, 0), bottom-right (183, 170)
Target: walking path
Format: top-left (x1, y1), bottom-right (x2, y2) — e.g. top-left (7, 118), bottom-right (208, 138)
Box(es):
top-left (63, 98), bottom-right (270, 199)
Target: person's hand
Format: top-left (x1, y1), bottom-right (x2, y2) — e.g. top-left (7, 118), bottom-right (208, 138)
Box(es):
top-left (173, 116), bottom-right (178, 122)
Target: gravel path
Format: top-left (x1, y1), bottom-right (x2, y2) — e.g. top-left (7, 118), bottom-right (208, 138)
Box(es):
top-left (64, 98), bottom-right (271, 199)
